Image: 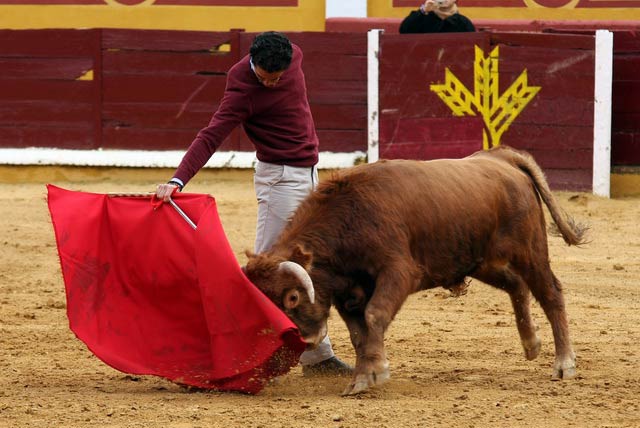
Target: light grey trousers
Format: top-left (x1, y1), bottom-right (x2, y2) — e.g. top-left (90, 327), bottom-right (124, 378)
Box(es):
top-left (253, 160), bottom-right (334, 365)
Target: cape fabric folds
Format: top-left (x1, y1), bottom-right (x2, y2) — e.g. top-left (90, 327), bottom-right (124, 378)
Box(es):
top-left (46, 185), bottom-right (305, 394)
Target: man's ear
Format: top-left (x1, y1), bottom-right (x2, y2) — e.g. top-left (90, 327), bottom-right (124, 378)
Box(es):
top-left (290, 244), bottom-right (312, 270)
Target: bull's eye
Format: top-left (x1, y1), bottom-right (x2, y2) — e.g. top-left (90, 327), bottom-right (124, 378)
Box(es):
top-left (283, 289), bottom-right (301, 309)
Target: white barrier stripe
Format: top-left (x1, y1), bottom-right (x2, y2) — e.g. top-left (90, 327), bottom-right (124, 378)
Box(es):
top-left (367, 29), bottom-right (382, 164)
top-left (0, 148), bottom-right (365, 170)
top-left (593, 29), bottom-right (613, 198)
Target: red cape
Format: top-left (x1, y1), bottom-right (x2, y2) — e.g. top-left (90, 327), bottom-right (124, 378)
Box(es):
top-left (46, 185), bottom-right (305, 394)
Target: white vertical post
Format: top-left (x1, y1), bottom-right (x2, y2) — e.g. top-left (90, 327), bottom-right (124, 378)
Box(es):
top-left (593, 30), bottom-right (613, 198)
top-left (367, 29), bottom-right (382, 163)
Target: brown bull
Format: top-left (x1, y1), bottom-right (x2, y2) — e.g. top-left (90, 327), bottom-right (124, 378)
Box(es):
top-left (244, 146), bottom-right (588, 395)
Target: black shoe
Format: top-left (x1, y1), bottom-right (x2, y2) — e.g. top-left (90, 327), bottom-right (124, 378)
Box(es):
top-left (302, 356), bottom-right (353, 377)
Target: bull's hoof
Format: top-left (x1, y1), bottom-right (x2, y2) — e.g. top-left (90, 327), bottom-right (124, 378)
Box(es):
top-left (523, 337), bottom-right (541, 360)
top-left (341, 368), bottom-right (390, 396)
top-left (551, 356), bottom-right (577, 380)
top-left (448, 280), bottom-right (470, 297)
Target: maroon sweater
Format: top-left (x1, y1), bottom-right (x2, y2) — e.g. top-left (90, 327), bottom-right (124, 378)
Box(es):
top-left (173, 44), bottom-right (319, 185)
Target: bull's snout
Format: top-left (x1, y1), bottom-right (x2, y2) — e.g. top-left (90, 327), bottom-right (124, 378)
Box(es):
top-left (301, 323), bottom-right (328, 349)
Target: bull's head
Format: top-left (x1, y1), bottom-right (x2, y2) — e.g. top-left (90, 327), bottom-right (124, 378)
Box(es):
top-left (243, 245), bottom-right (330, 348)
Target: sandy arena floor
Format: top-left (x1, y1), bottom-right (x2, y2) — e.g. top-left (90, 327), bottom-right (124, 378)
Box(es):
top-left (0, 166), bottom-right (639, 428)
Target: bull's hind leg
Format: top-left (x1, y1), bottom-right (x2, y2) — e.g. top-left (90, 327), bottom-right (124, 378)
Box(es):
top-left (474, 264), bottom-right (541, 361)
top-left (341, 263), bottom-right (419, 395)
top-left (524, 269), bottom-right (576, 380)
top-left (510, 280), bottom-right (541, 360)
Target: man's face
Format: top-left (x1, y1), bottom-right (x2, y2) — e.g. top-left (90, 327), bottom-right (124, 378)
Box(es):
top-left (430, 0), bottom-right (455, 8)
top-left (253, 65), bottom-right (285, 88)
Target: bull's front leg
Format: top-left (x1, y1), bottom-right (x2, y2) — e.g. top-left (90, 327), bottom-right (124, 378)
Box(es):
top-left (340, 312), bottom-right (389, 396)
top-left (341, 266), bottom-right (418, 395)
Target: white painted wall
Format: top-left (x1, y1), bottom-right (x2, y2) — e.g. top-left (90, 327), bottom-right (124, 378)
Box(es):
top-left (325, 0), bottom-right (367, 18)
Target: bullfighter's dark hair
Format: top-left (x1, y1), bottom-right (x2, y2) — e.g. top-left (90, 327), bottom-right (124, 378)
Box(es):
top-left (250, 31), bottom-right (293, 73)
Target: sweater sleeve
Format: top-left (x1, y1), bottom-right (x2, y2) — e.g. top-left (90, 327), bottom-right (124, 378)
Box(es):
top-left (173, 75), bottom-right (252, 186)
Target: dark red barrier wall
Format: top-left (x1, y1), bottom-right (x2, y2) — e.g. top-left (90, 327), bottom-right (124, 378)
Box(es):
top-left (378, 32), bottom-right (487, 161)
top-left (0, 29), bottom-right (101, 150)
top-left (0, 28), bottom-right (635, 187)
top-left (327, 17), bottom-right (640, 168)
top-left (379, 31), bottom-right (596, 190)
top-left (101, 29), bottom-right (241, 151)
top-left (100, 30), bottom-right (368, 154)
top-left (612, 32), bottom-right (640, 166)
top-left (0, 29), bottom-right (367, 155)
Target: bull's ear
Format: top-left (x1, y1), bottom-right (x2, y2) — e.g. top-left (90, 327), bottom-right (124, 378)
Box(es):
top-left (245, 249), bottom-right (256, 260)
top-left (290, 244), bottom-right (312, 270)
top-left (283, 289), bottom-right (301, 309)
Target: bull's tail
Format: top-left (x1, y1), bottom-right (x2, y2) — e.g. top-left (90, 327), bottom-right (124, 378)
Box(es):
top-left (494, 147), bottom-right (589, 246)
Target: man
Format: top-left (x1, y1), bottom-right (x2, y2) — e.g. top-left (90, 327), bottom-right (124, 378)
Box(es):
top-left (399, 0), bottom-right (476, 33)
top-left (155, 31), bottom-right (351, 376)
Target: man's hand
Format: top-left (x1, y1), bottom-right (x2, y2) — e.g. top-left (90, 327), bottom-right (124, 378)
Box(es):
top-left (422, 0), bottom-right (448, 12)
top-left (422, 0), bottom-right (438, 12)
top-left (156, 183), bottom-right (179, 202)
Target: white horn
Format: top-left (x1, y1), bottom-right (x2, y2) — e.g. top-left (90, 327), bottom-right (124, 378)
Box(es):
top-left (278, 261), bottom-right (315, 304)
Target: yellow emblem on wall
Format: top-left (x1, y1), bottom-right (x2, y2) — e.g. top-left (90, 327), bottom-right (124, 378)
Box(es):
top-left (430, 46), bottom-right (541, 150)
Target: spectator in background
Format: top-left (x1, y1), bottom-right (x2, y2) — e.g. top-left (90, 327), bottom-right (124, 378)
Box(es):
top-left (399, 0), bottom-right (475, 33)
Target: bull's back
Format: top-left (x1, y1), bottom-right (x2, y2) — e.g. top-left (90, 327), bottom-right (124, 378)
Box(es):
top-left (335, 156), bottom-right (537, 221)
top-left (317, 155), bottom-right (545, 286)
